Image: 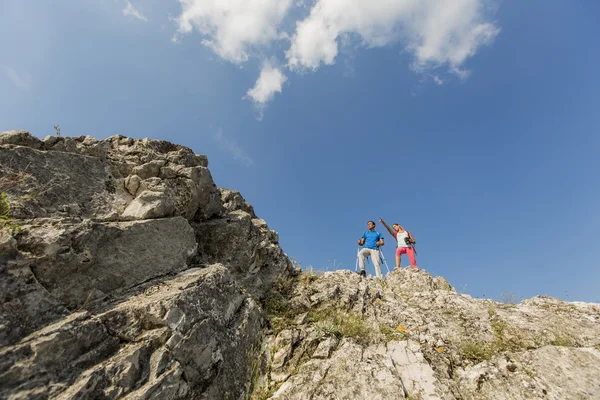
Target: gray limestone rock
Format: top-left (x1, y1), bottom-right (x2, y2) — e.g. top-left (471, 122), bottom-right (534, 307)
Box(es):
top-left (122, 190), bottom-right (176, 219)
top-left (0, 144), bottom-right (125, 219)
top-left (124, 174), bottom-right (143, 196)
top-left (0, 130), bottom-right (43, 149)
top-left (220, 188), bottom-right (256, 216)
top-left (254, 269), bottom-right (600, 399)
top-left (1, 130), bottom-right (598, 400)
top-left (0, 131), bottom-right (295, 400)
top-left (132, 160), bottom-right (166, 180)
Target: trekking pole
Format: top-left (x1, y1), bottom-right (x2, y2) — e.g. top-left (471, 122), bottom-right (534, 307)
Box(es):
top-left (380, 248), bottom-right (391, 275)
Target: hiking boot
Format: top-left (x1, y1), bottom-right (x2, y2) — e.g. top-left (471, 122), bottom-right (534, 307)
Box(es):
top-left (359, 270), bottom-right (366, 278)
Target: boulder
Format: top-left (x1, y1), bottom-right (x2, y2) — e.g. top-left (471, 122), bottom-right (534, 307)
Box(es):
top-left (0, 132), bottom-right (295, 400)
top-left (0, 130), bottom-right (42, 149)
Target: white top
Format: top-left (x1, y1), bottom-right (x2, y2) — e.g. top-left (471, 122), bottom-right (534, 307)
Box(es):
top-left (395, 230), bottom-right (410, 248)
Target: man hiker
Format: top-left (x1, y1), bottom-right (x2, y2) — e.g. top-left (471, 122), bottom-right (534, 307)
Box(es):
top-left (357, 221), bottom-right (385, 278)
top-left (379, 217), bottom-right (417, 269)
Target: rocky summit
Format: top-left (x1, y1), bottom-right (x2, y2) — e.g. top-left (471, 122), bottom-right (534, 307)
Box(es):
top-left (1, 130), bottom-right (599, 400)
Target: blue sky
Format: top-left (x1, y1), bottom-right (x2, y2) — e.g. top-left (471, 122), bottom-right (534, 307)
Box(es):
top-left (1, 0), bottom-right (599, 302)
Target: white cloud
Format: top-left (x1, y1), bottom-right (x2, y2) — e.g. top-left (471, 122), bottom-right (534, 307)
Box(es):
top-left (214, 129), bottom-right (254, 167)
top-left (286, 0), bottom-right (499, 75)
top-left (122, 1), bottom-right (148, 22)
top-left (175, 0), bottom-right (294, 64)
top-left (3, 66), bottom-right (30, 90)
top-left (173, 0), bottom-right (500, 111)
top-left (246, 63), bottom-right (287, 106)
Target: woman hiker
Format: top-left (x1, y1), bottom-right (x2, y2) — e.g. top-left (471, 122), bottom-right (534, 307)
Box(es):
top-left (379, 218), bottom-right (417, 269)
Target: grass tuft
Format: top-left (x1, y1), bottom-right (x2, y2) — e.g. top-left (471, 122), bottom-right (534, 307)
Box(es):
top-left (308, 309), bottom-right (372, 345)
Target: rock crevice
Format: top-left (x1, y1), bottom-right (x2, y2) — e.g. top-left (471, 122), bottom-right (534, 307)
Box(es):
top-left (1, 131), bottom-right (294, 399)
top-left (1, 130), bottom-right (599, 399)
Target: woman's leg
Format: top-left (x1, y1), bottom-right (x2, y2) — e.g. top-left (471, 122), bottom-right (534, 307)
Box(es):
top-left (396, 247), bottom-right (407, 268)
top-left (407, 247), bottom-right (417, 268)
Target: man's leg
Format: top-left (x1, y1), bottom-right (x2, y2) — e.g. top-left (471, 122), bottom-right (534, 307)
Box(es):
top-left (370, 249), bottom-right (382, 278)
top-left (358, 248), bottom-right (370, 272)
top-left (407, 247), bottom-right (417, 268)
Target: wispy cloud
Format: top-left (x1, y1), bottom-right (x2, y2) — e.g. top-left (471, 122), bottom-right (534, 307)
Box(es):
top-left (122, 0), bottom-right (148, 22)
top-left (245, 62), bottom-right (287, 119)
top-left (214, 129), bottom-right (254, 167)
top-left (3, 66), bottom-right (30, 90)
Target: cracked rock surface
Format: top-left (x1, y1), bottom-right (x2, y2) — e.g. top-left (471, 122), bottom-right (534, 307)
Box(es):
top-left (1, 131), bottom-right (294, 399)
top-left (1, 130), bottom-right (599, 399)
top-left (257, 269), bottom-right (600, 399)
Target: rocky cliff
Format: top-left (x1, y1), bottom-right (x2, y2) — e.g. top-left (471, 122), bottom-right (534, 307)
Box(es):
top-left (1, 130), bottom-right (599, 400)
top-left (0, 130), bottom-right (295, 399)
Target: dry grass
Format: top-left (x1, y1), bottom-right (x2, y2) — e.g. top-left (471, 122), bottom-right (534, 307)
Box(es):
top-left (263, 270), bottom-right (303, 334)
top-left (0, 177), bottom-right (22, 233)
top-left (309, 309), bottom-right (372, 345)
top-left (499, 292), bottom-right (521, 305)
top-left (0, 192), bottom-right (9, 220)
top-left (379, 325), bottom-right (409, 342)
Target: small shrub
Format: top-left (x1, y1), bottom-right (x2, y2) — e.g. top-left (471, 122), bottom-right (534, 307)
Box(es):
top-left (0, 192), bottom-right (20, 234)
top-left (300, 271), bottom-right (319, 284)
top-left (491, 320), bottom-right (507, 336)
top-left (380, 326), bottom-right (395, 341)
top-left (460, 340), bottom-right (496, 363)
top-left (264, 291), bottom-right (287, 316)
top-left (245, 336), bottom-right (267, 400)
top-left (264, 292), bottom-right (297, 335)
top-left (550, 334), bottom-right (574, 347)
top-left (340, 313), bottom-right (371, 343)
top-left (250, 381), bottom-right (282, 400)
top-left (263, 271), bottom-right (302, 334)
top-left (300, 265), bottom-right (323, 284)
top-left (309, 309), bottom-right (372, 345)
top-left (460, 317), bottom-right (534, 363)
top-left (0, 192), bottom-right (9, 219)
top-left (380, 325), bottom-right (409, 342)
top-left (316, 319), bottom-right (342, 339)
top-left (499, 292), bottom-right (521, 305)
top-left (540, 302), bottom-right (577, 314)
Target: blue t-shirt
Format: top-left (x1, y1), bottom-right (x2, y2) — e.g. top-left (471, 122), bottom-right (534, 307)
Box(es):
top-left (362, 230), bottom-right (383, 250)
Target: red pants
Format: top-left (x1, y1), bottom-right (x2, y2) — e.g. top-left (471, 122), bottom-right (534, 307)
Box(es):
top-left (395, 246), bottom-right (417, 267)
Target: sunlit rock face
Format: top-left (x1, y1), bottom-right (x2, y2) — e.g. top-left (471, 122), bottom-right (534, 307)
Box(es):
top-left (0, 131), bottom-right (293, 399)
top-left (1, 130), bottom-right (599, 399)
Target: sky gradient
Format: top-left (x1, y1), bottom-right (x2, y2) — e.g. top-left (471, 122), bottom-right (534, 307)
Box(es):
top-left (1, 0), bottom-right (599, 302)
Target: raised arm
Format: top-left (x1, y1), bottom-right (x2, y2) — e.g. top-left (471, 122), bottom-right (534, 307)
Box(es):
top-left (379, 218), bottom-right (395, 237)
